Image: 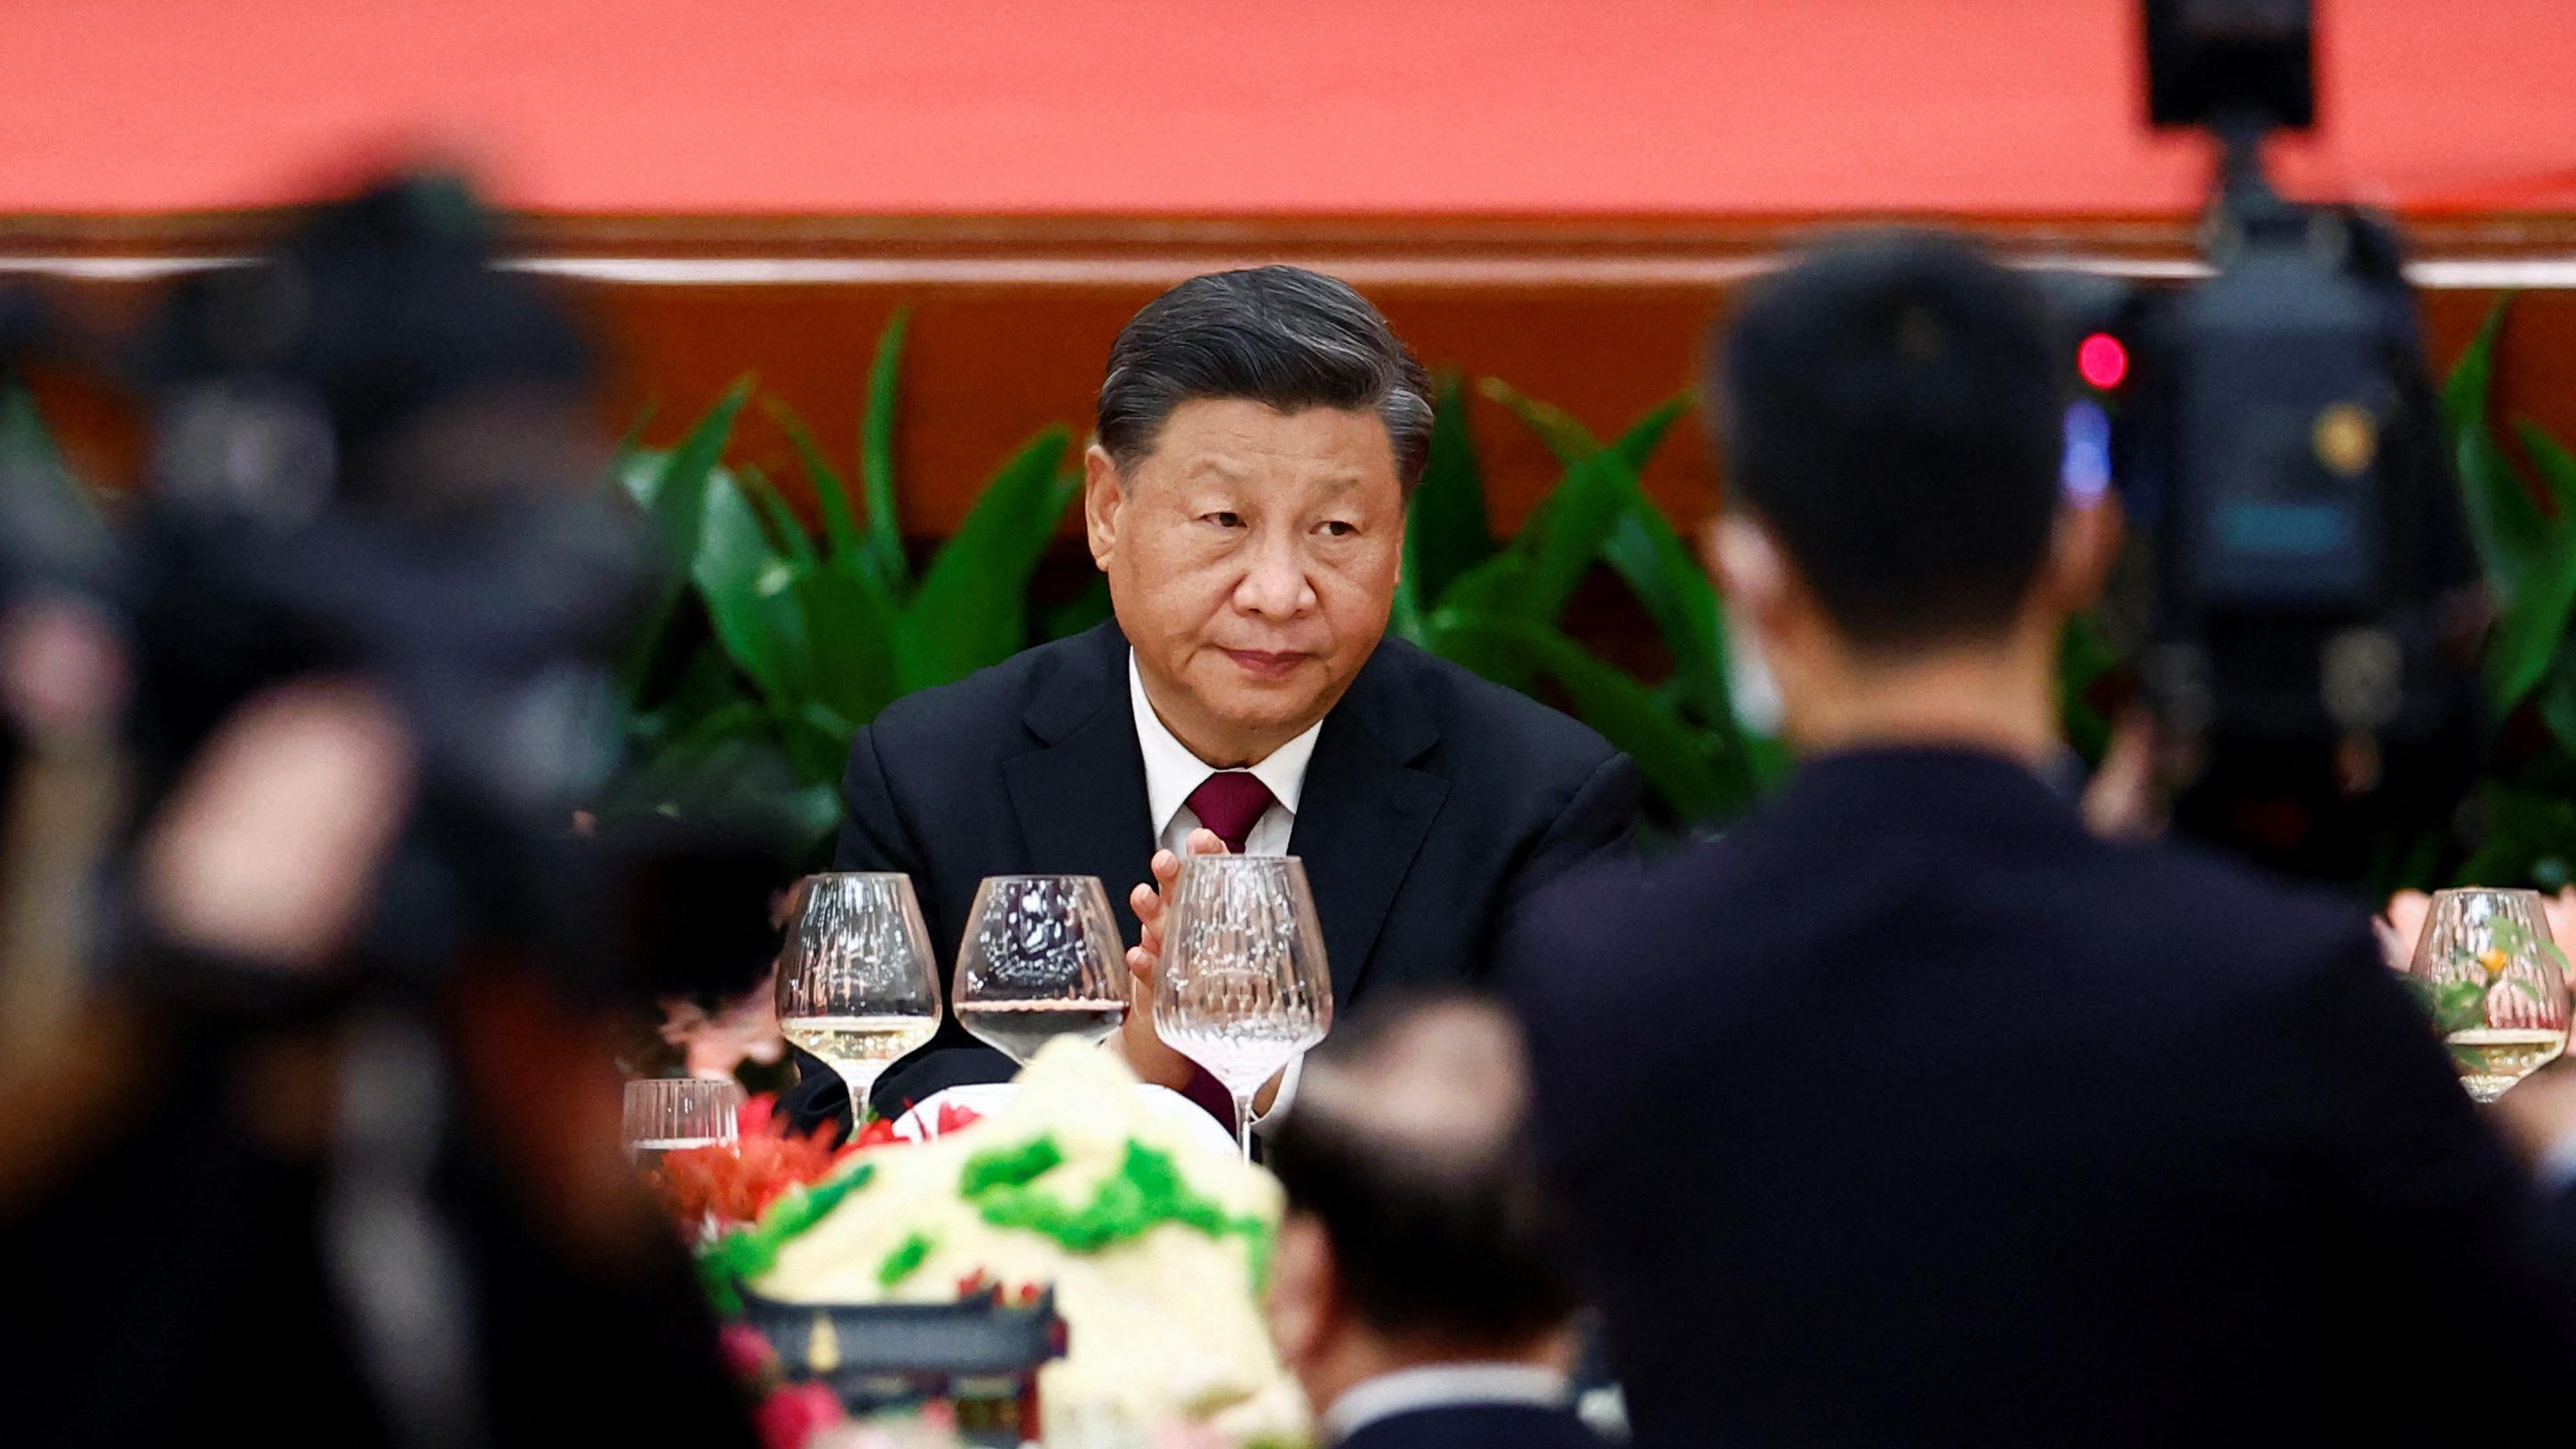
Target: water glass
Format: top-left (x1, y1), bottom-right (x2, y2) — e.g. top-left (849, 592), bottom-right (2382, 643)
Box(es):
top-left (622, 1076), bottom-right (745, 1167)
top-left (1152, 853), bottom-right (1333, 1159)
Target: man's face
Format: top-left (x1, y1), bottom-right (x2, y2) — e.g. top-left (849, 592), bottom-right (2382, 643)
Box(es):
top-left (1085, 398), bottom-right (1404, 762)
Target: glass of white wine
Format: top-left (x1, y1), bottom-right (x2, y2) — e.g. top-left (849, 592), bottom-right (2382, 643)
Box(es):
top-left (954, 874), bottom-right (1130, 1067)
top-left (1152, 854), bottom-right (1333, 1160)
top-left (775, 872), bottom-right (942, 1121)
top-left (2407, 886), bottom-right (2572, 1101)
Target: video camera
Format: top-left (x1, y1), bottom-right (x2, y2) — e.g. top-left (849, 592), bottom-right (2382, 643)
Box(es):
top-left (2049, 0), bottom-right (2479, 877)
top-left (0, 176), bottom-right (715, 1009)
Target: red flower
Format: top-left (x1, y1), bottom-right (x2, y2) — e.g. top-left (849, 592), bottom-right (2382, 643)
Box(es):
top-left (647, 1093), bottom-right (851, 1227)
top-left (718, 1323), bottom-right (778, 1384)
top-left (753, 1383), bottom-right (844, 1449)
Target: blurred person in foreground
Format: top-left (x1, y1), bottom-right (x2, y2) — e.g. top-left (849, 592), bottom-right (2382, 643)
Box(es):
top-left (786, 266), bottom-right (1639, 1134)
top-left (1506, 232), bottom-right (2576, 1446)
top-left (0, 178), bottom-right (758, 1449)
top-left (1263, 992), bottom-right (1606, 1449)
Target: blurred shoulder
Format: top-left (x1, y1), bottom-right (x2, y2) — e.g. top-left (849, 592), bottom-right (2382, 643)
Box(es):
top-left (2095, 835), bottom-right (2387, 995)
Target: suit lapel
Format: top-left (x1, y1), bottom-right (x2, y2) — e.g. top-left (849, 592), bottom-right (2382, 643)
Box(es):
top-left (1001, 622), bottom-right (1158, 943)
top-left (1289, 646), bottom-right (1447, 1008)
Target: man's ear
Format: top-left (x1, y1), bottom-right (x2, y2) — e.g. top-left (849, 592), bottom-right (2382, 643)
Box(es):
top-left (1702, 514), bottom-right (1789, 622)
top-left (2043, 493), bottom-right (2126, 613)
top-left (1263, 1214), bottom-right (1337, 1371)
top-left (1083, 443), bottom-right (1127, 572)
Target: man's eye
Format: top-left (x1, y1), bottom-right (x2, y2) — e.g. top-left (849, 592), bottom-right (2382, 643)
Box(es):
top-left (1203, 512), bottom-right (1245, 529)
top-left (1319, 520), bottom-right (1358, 538)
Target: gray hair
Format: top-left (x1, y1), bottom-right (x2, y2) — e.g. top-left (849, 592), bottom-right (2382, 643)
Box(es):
top-left (1096, 266), bottom-right (1435, 494)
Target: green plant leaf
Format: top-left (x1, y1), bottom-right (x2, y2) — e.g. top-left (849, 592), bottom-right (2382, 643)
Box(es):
top-left (1404, 374), bottom-right (1494, 613)
top-left (2058, 612), bottom-right (2122, 763)
top-left (693, 467), bottom-right (819, 709)
top-left (894, 428), bottom-right (1076, 693)
top-left (1479, 378), bottom-right (1686, 476)
top-left (618, 378), bottom-right (753, 687)
top-left (861, 309), bottom-right (913, 591)
top-left (2483, 418), bottom-right (2576, 714)
top-left (737, 464), bottom-right (819, 569)
top-left (778, 698), bottom-right (860, 787)
top-left (797, 556), bottom-right (901, 724)
top-left (764, 396), bottom-right (870, 576)
top-left (0, 376), bottom-right (109, 566)
top-left (1387, 570), bottom-right (1429, 646)
top-left (1478, 377), bottom-right (1597, 465)
top-left (1430, 609), bottom-right (1732, 823)
top-left (1606, 396), bottom-right (1689, 476)
top-left (2442, 301), bottom-right (2549, 603)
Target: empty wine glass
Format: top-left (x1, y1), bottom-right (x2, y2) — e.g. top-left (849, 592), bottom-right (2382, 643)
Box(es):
top-left (622, 1076), bottom-right (745, 1168)
top-left (2407, 886), bottom-right (2572, 1100)
top-left (1152, 854), bottom-right (1333, 1160)
top-left (775, 872), bottom-right (942, 1121)
top-left (954, 874), bottom-right (1130, 1068)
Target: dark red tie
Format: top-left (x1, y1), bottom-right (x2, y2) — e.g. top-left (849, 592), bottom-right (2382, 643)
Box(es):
top-left (1173, 770), bottom-right (1279, 1128)
top-left (1185, 770), bottom-right (1276, 854)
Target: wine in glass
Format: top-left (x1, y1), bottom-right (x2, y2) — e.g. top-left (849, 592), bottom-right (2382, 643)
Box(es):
top-left (954, 874), bottom-right (1130, 1066)
top-left (2406, 886), bottom-right (2572, 1100)
top-left (622, 1077), bottom-right (745, 1169)
top-left (775, 872), bottom-right (942, 1120)
top-left (1152, 853), bottom-right (1333, 1159)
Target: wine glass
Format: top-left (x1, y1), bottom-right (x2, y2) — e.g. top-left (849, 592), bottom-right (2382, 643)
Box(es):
top-left (622, 1077), bottom-right (745, 1168)
top-left (1152, 854), bottom-right (1333, 1160)
top-left (775, 872), bottom-right (942, 1121)
top-left (2406, 886), bottom-right (2572, 1101)
top-left (954, 874), bottom-right (1130, 1068)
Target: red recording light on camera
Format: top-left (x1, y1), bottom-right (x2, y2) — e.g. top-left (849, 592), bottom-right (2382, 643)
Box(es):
top-left (2077, 332), bottom-right (2129, 391)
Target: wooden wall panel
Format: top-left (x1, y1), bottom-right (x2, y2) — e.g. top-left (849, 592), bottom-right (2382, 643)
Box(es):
top-left (9, 213), bottom-right (2576, 540)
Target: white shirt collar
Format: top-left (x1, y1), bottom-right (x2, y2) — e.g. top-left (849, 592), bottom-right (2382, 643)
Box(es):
top-left (1128, 650), bottom-right (1321, 838)
top-left (1322, 1363), bottom-right (1569, 1442)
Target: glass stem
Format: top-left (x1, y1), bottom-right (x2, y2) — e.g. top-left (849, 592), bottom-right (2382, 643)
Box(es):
top-left (1232, 1090), bottom-right (1256, 1163)
top-left (834, 1064), bottom-right (885, 1127)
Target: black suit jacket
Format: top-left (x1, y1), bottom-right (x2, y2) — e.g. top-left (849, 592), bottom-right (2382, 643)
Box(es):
top-left (1337, 1404), bottom-right (1608, 1449)
top-left (1508, 747), bottom-right (2576, 1447)
top-left (785, 619), bottom-right (1639, 1128)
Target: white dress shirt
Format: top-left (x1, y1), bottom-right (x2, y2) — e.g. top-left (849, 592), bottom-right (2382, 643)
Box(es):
top-left (1129, 649), bottom-right (1321, 1121)
top-left (1321, 1363), bottom-right (1570, 1443)
top-left (1130, 650), bottom-right (1318, 857)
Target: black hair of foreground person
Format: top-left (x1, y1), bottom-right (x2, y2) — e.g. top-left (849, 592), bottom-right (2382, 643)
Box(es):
top-left (1504, 231), bottom-right (2576, 1448)
top-left (1263, 992), bottom-right (1607, 1449)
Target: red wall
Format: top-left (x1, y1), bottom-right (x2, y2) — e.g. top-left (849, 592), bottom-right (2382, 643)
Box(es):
top-left (4, 0), bottom-right (2573, 219)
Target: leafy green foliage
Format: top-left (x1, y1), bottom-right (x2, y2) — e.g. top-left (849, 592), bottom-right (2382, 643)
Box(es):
top-left (1408, 381), bottom-right (1774, 827)
top-left (605, 313), bottom-right (1084, 862)
top-left (2431, 295), bottom-right (2576, 888)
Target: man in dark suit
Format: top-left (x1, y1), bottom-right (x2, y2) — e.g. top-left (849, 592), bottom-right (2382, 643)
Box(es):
top-left (1507, 234), bottom-right (2576, 1445)
top-left (1263, 992), bottom-right (1609, 1449)
top-left (788, 266), bottom-right (1638, 1130)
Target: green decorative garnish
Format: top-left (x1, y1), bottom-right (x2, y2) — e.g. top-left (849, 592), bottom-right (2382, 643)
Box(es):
top-left (695, 1161), bottom-right (877, 1314)
top-left (959, 1137), bottom-right (1274, 1290)
top-left (959, 1133), bottom-right (1066, 1194)
top-left (876, 1231), bottom-right (936, 1288)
